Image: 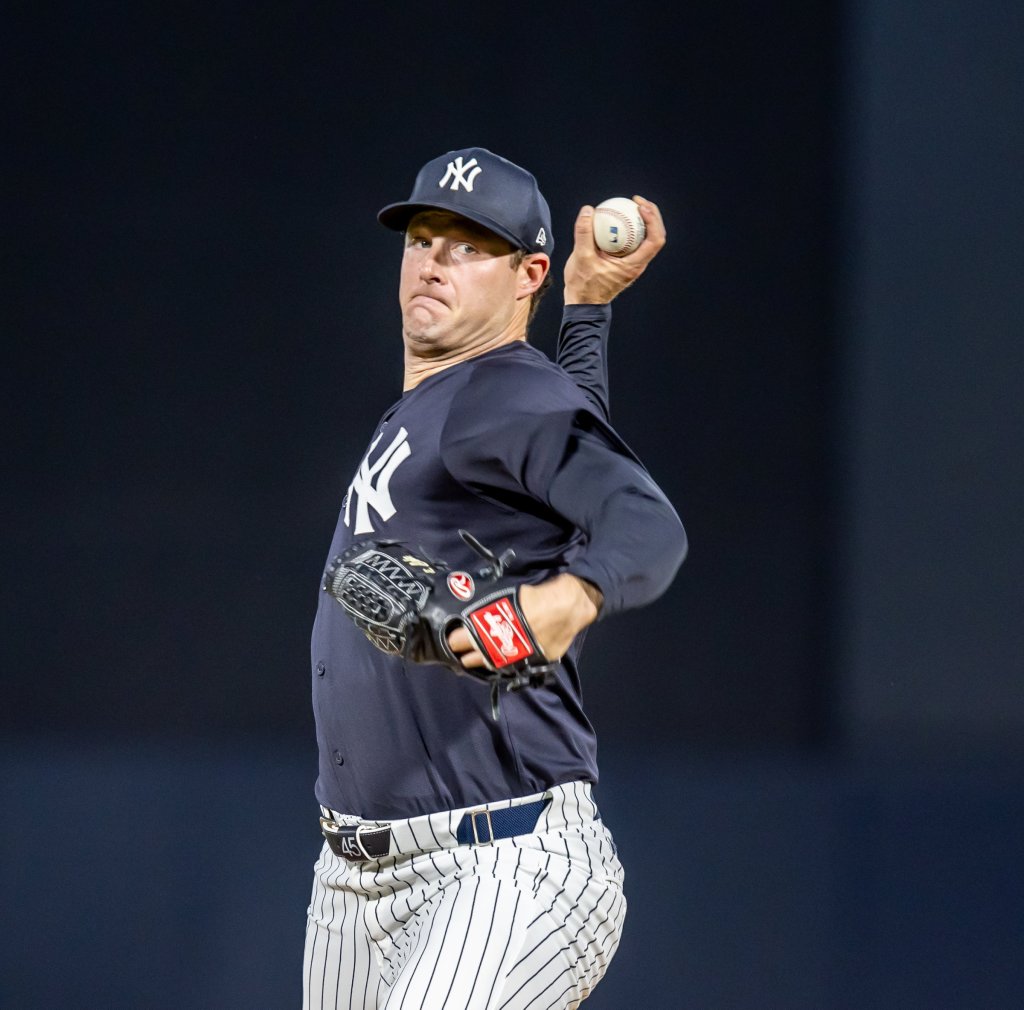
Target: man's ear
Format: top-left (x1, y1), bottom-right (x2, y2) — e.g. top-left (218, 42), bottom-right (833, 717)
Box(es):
top-left (517, 254), bottom-right (550, 299)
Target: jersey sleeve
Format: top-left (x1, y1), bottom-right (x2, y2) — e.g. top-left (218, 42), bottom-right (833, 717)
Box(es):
top-left (548, 417), bottom-right (687, 613)
top-left (555, 304), bottom-right (612, 422)
top-left (441, 361), bottom-right (686, 616)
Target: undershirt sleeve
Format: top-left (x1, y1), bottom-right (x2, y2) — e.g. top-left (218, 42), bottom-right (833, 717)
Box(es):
top-left (555, 304), bottom-right (612, 422)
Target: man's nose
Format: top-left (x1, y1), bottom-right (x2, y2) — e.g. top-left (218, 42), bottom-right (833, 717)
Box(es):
top-left (418, 241), bottom-right (445, 280)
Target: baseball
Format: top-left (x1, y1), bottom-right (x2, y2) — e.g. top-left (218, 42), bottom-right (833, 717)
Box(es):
top-left (592, 197), bottom-right (646, 256)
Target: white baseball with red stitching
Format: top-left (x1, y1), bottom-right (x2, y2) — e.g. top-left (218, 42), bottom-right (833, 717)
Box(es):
top-left (592, 197), bottom-right (645, 256)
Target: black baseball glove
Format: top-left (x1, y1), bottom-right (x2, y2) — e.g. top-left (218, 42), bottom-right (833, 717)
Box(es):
top-left (321, 530), bottom-right (558, 718)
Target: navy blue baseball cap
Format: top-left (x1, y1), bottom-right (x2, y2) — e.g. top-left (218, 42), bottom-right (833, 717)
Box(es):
top-left (378, 147), bottom-right (553, 254)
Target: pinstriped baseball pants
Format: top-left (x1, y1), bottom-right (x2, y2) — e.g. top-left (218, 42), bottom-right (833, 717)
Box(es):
top-left (302, 782), bottom-right (626, 1009)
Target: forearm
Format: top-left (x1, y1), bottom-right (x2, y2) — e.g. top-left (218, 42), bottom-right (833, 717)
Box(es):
top-left (517, 572), bottom-right (603, 661)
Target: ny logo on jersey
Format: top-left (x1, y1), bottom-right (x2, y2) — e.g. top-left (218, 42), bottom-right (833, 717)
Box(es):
top-left (344, 426), bottom-right (411, 535)
top-left (438, 156), bottom-right (482, 193)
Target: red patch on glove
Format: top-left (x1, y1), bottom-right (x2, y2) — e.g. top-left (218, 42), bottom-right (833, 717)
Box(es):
top-left (467, 596), bottom-right (535, 667)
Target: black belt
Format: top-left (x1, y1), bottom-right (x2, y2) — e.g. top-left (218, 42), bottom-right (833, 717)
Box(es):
top-left (321, 798), bottom-right (550, 862)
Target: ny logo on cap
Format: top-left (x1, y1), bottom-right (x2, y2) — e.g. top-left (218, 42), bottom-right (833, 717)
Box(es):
top-left (439, 156), bottom-right (482, 193)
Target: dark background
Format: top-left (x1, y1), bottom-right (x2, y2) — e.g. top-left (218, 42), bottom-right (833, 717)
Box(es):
top-left (3, 1), bottom-right (1022, 1007)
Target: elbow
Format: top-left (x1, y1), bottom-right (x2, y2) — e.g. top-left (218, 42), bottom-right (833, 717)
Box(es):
top-left (618, 500), bottom-right (687, 609)
top-left (649, 506), bottom-right (687, 601)
top-left (672, 511), bottom-right (688, 570)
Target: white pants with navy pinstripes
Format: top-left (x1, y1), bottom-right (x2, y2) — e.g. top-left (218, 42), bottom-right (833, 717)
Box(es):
top-left (302, 781), bottom-right (626, 1009)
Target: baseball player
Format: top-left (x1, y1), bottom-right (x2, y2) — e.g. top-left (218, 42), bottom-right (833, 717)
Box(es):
top-left (304, 147), bottom-right (686, 1009)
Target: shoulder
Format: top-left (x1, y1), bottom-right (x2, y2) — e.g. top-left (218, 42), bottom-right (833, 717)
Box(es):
top-left (439, 342), bottom-right (640, 478)
top-left (453, 342), bottom-right (589, 415)
top-left (439, 344), bottom-right (588, 472)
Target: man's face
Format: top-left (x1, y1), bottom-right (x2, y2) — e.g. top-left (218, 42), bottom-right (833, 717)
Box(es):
top-left (398, 210), bottom-right (526, 355)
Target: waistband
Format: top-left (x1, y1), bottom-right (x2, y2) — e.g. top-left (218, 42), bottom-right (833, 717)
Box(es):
top-left (319, 780), bottom-right (599, 863)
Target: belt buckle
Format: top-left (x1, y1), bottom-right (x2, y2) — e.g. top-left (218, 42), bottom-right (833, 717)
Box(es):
top-left (320, 816), bottom-right (366, 861)
top-left (469, 807), bottom-right (495, 845)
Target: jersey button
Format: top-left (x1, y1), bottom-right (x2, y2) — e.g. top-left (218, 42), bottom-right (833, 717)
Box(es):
top-left (333, 750), bottom-right (345, 766)
top-left (316, 661), bottom-right (326, 677)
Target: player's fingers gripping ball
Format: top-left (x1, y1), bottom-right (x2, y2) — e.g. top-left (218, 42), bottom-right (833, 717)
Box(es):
top-left (592, 197), bottom-right (646, 256)
top-left (322, 531), bottom-right (556, 717)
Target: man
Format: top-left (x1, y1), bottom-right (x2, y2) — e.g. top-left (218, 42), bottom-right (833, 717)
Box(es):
top-left (304, 147), bottom-right (686, 1009)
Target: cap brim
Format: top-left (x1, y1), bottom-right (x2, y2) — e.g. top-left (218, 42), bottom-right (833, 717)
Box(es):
top-left (377, 201), bottom-right (531, 252)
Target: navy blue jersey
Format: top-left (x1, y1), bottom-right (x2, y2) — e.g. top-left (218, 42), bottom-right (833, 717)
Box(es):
top-left (311, 307), bottom-right (686, 819)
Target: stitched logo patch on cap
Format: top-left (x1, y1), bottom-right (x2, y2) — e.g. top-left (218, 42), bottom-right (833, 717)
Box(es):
top-left (438, 156), bottom-right (482, 193)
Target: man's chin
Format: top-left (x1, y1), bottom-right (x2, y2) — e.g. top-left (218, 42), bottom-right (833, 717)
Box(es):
top-left (402, 321), bottom-right (454, 354)
top-left (403, 307), bottom-right (451, 343)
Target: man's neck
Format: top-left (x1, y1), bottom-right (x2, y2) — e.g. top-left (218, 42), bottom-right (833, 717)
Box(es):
top-left (402, 331), bottom-right (527, 391)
